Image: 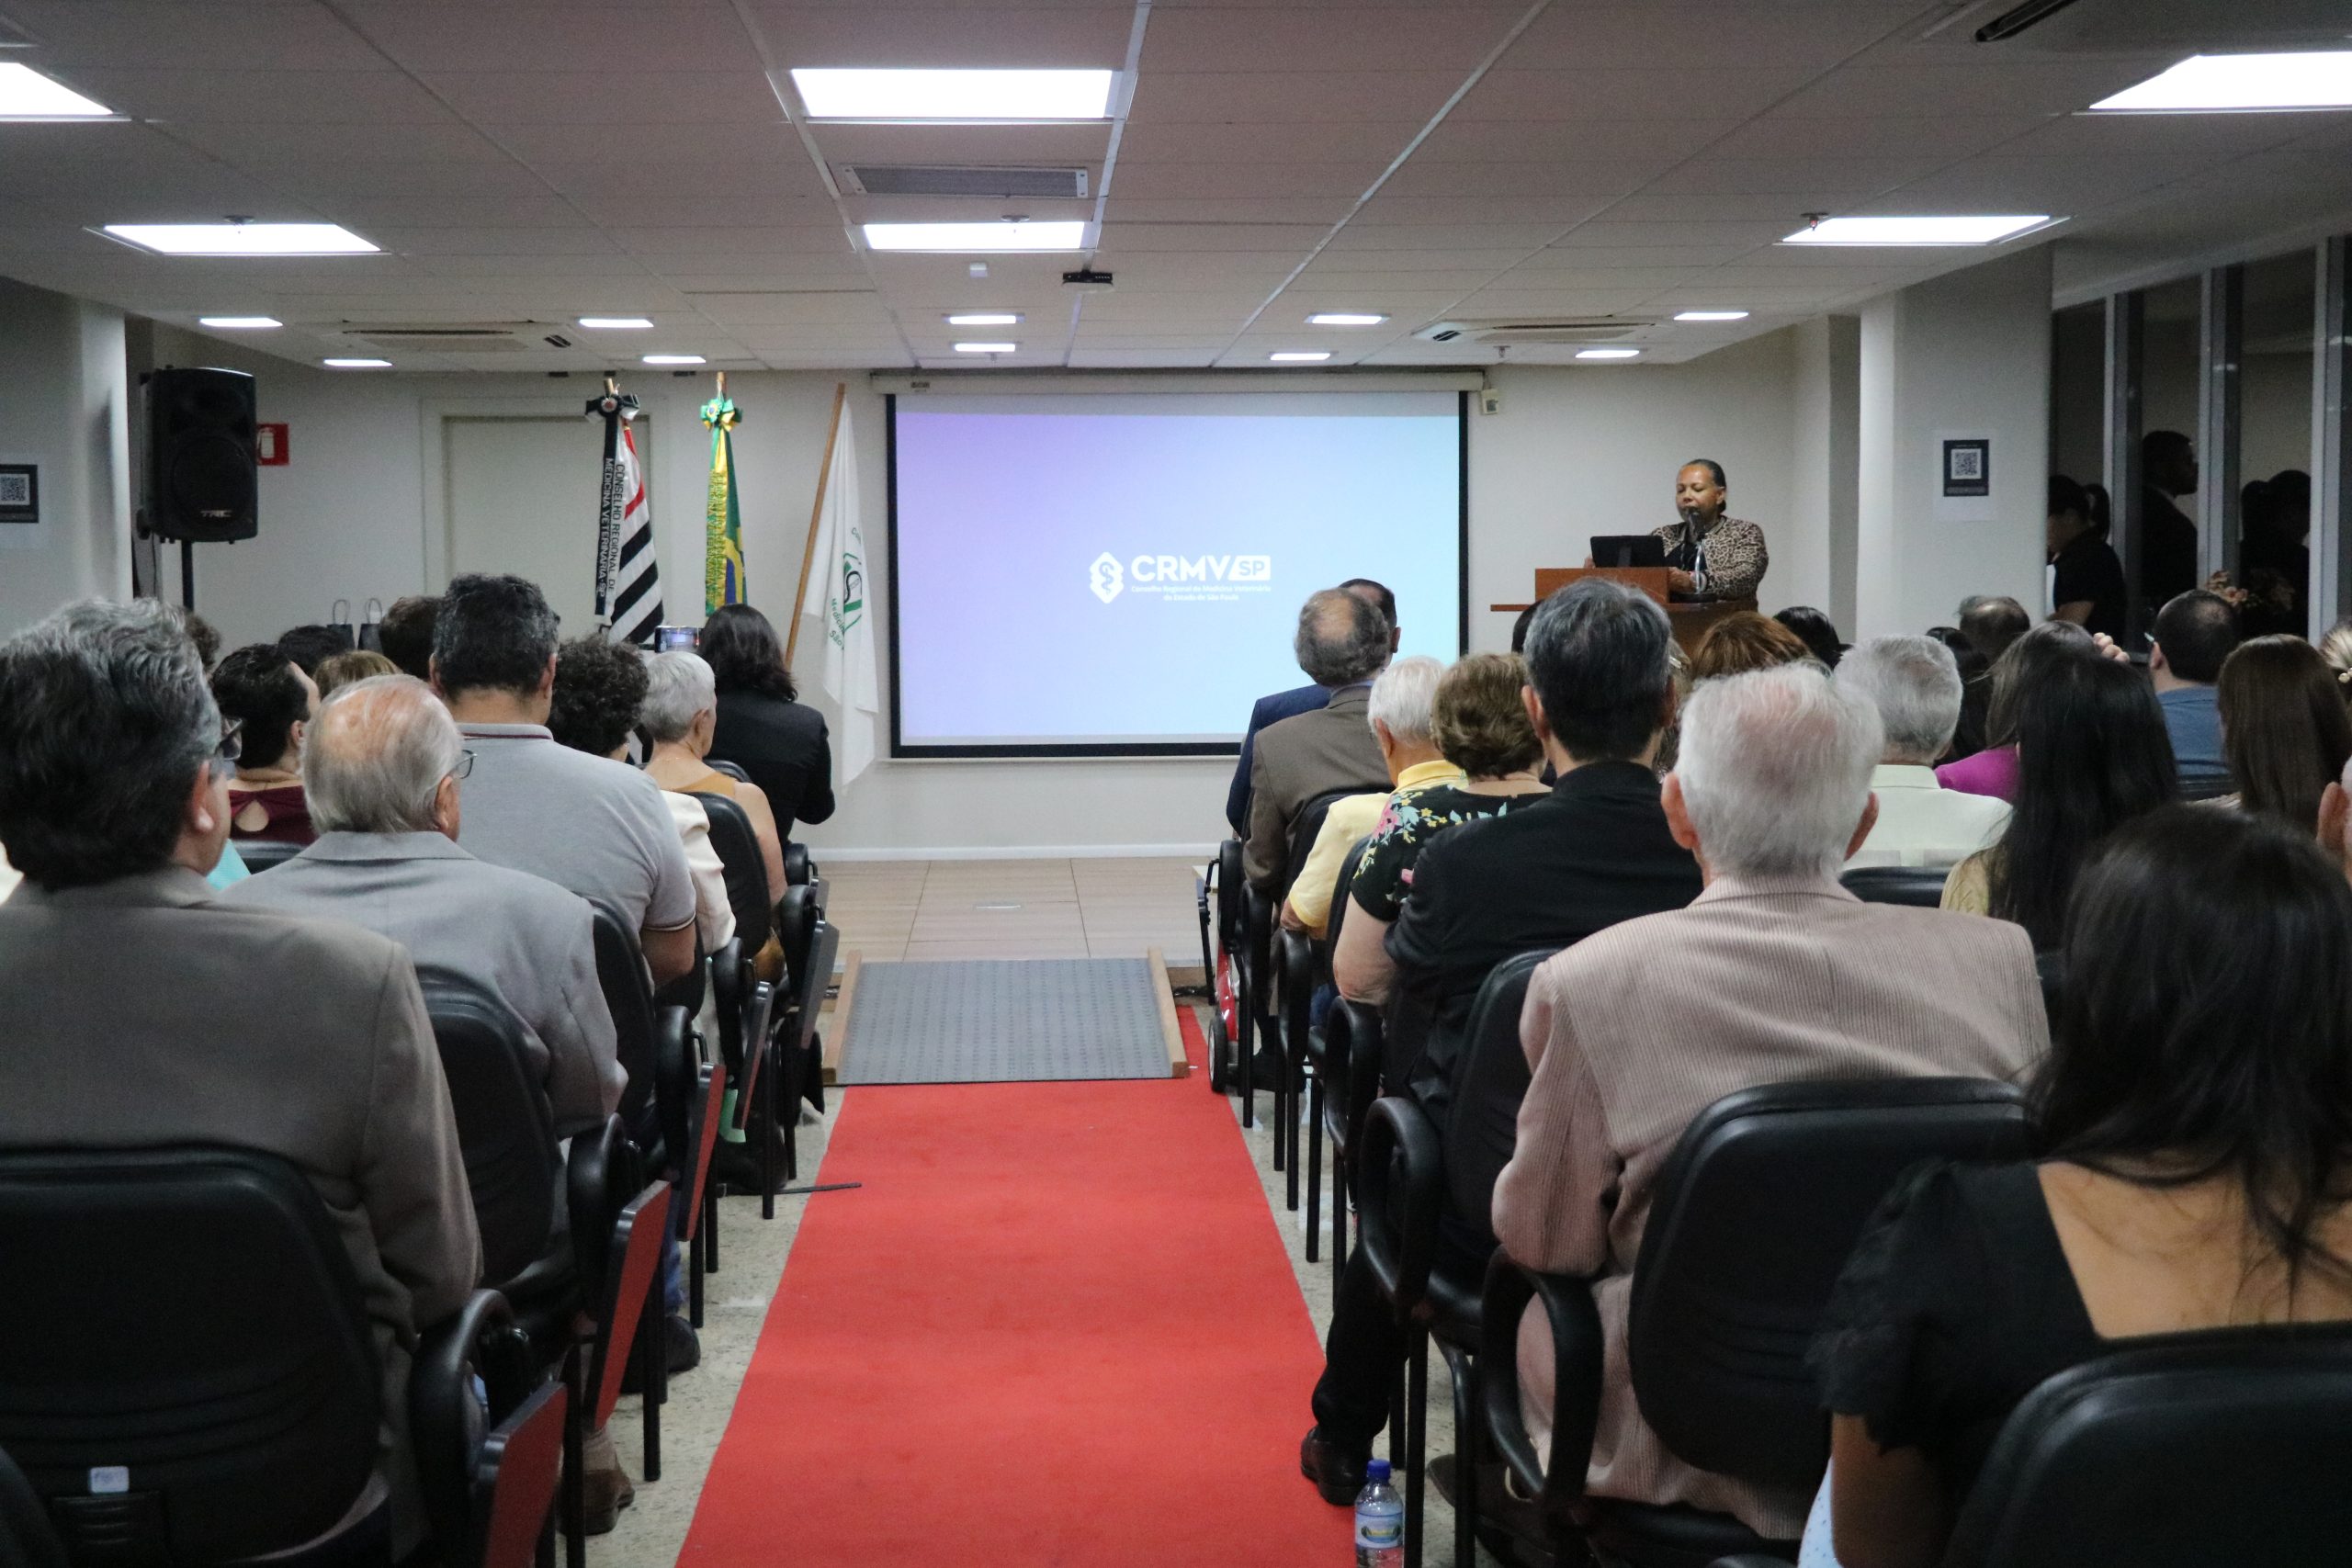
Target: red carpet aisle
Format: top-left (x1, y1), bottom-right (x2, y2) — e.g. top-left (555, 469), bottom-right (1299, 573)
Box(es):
top-left (676, 1012), bottom-right (1350, 1565)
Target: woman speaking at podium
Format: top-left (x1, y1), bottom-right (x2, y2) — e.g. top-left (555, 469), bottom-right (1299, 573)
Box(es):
top-left (1650, 458), bottom-right (1769, 602)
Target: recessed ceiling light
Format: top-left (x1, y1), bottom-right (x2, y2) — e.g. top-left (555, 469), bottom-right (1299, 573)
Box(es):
top-left (954, 342), bottom-right (1017, 354)
top-left (1781, 215), bottom-right (2055, 246)
top-left (2092, 51), bottom-right (2352, 112)
top-left (0, 63), bottom-right (113, 118)
top-left (101, 222), bottom-right (379, 256)
top-left (643, 354), bottom-right (706, 366)
top-left (1307, 312), bottom-right (1387, 327)
top-left (578, 316), bottom-right (654, 330)
top-left (864, 220), bottom-right (1087, 253)
top-left (791, 67), bottom-right (1115, 121)
top-left (946, 312), bottom-right (1023, 326)
top-left (199, 316), bottom-right (281, 330)
top-left (1674, 310), bottom-right (1749, 322)
top-left (1576, 347), bottom-right (1643, 360)
top-left (1270, 351), bottom-right (1332, 363)
top-left (322, 357), bottom-right (390, 369)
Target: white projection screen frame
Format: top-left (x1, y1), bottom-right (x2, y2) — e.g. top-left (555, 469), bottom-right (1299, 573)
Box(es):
top-left (886, 389), bottom-right (1469, 760)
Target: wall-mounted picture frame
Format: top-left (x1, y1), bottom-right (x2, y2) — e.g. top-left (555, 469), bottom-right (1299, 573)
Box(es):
top-left (1941, 438), bottom-right (1990, 500)
top-left (0, 462), bottom-right (37, 525)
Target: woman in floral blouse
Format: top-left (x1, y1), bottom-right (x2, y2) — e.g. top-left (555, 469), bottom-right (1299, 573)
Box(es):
top-left (1332, 652), bottom-right (1551, 1002)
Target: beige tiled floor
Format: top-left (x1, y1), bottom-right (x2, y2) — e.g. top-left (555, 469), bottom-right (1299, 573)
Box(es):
top-left (821, 856), bottom-right (1204, 966)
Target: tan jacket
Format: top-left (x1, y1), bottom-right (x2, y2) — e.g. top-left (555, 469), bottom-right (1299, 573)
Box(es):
top-left (1491, 873), bottom-right (2045, 1540)
top-left (0, 868), bottom-right (481, 1555)
top-left (1242, 683), bottom-right (1389, 889)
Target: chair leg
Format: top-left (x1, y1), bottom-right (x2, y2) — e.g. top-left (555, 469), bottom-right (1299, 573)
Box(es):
top-left (1331, 1151), bottom-right (1348, 1295)
top-left (759, 1043), bottom-right (779, 1222)
top-left (688, 1218), bottom-right (705, 1328)
top-left (1238, 971), bottom-right (1256, 1130)
top-left (1305, 1075), bottom-right (1324, 1262)
top-left (1442, 1342), bottom-right (1479, 1568)
top-left (560, 1347), bottom-right (586, 1568)
top-left (639, 1276), bottom-right (664, 1483)
top-left (704, 1186), bottom-right (719, 1273)
top-left (1405, 1330), bottom-right (1428, 1568)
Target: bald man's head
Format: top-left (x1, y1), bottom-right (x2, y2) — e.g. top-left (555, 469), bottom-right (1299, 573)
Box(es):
top-left (303, 673), bottom-right (464, 836)
top-left (1295, 588), bottom-right (1392, 686)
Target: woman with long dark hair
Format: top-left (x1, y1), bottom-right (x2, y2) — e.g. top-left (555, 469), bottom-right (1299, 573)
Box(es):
top-left (2215, 634), bottom-right (2352, 832)
top-left (1808, 807), bottom-right (2352, 1568)
top-left (701, 603), bottom-right (836, 834)
top-left (1940, 650), bottom-right (2178, 948)
top-left (1935, 620), bottom-right (2096, 804)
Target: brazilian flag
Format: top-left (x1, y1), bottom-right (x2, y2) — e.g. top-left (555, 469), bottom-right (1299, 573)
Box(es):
top-left (702, 385), bottom-right (745, 615)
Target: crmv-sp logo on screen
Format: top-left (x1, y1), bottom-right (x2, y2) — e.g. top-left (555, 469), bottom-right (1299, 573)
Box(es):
top-left (1089, 551), bottom-right (1272, 603)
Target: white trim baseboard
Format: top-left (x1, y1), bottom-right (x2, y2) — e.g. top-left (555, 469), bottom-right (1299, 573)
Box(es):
top-left (807, 842), bottom-right (1219, 862)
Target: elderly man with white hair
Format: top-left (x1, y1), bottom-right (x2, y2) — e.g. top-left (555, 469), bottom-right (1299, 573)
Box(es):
top-left (641, 651), bottom-right (787, 904)
top-left (222, 673), bottom-right (623, 1137)
top-left (1489, 662), bottom-right (2047, 1547)
top-left (1835, 636), bottom-right (2011, 868)
top-left (1280, 654), bottom-right (1458, 940)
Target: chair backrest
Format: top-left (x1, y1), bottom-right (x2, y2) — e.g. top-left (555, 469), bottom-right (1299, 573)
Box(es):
top-left (1214, 840), bottom-right (1245, 956)
top-left (1838, 865), bottom-right (1951, 907)
top-left (1320, 997), bottom-right (1385, 1159)
top-left (0, 1444), bottom-right (65, 1568)
top-left (1626, 1077), bottom-right (2029, 1491)
top-left (421, 980), bottom-right (560, 1289)
top-left (1321, 835), bottom-right (1374, 954)
top-left (704, 757), bottom-right (749, 784)
top-left (1282, 784), bottom-right (1382, 897)
top-left (0, 1147), bottom-right (380, 1564)
top-left (775, 885), bottom-right (817, 992)
top-left (1442, 950), bottom-right (1553, 1242)
top-left (689, 790), bottom-right (773, 951)
top-left (2177, 773), bottom-right (2236, 804)
top-left (234, 838), bottom-right (303, 873)
top-left (1944, 1328), bottom-right (2352, 1568)
top-left (589, 900), bottom-right (659, 1130)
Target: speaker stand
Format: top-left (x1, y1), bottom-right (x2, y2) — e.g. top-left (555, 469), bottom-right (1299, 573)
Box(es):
top-left (180, 539), bottom-right (195, 611)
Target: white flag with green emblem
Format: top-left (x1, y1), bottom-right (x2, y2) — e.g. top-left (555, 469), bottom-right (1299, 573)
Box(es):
top-left (804, 406), bottom-right (878, 784)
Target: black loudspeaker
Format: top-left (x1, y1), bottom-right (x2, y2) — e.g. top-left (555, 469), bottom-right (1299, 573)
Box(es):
top-left (144, 367), bottom-right (257, 542)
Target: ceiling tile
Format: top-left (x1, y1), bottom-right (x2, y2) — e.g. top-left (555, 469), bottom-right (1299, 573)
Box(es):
top-left (1141, 6), bottom-right (1526, 73)
top-left (69, 68), bottom-right (458, 124)
top-left (741, 5), bottom-right (1134, 66)
top-left (419, 71), bottom-right (785, 124)
top-left (1126, 71), bottom-right (1465, 124)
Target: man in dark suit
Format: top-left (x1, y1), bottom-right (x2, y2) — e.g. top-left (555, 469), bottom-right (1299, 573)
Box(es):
top-left (1242, 589), bottom-right (1394, 891)
top-left (1225, 578), bottom-right (1399, 835)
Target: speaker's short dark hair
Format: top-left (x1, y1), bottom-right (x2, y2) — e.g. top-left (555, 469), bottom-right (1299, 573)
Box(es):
top-left (433, 574), bottom-right (560, 697)
top-left (2153, 591), bottom-right (2241, 685)
top-left (1337, 578), bottom-right (1397, 628)
top-left (376, 595), bottom-right (439, 681)
top-left (1524, 577), bottom-right (1673, 762)
top-left (275, 624), bottom-right (350, 676)
top-left (1681, 457), bottom-right (1727, 489)
top-left (210, 644), bottom-right (311, 771)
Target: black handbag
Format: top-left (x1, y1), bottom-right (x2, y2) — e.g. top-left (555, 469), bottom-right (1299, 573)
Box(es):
top-left (356, 598), bottom-right (385, 653)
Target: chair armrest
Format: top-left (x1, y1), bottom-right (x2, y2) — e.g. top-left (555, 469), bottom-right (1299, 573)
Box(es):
top-left (710, 940), bottom-right (746, 1072)
top-left (1343, 1001), bottom-right (1385, 1151)
top-left (1356, 1096), bottom-right (1442, 1319)
top-left (1279, 929), bottom-right (1317, 1060)
top-left (1480, 1248), bottom-right (1605, 1515)
top-left (783, 842), bottom-right (811, 887)
top-left (411, 1289), bottom-right (517, 1556)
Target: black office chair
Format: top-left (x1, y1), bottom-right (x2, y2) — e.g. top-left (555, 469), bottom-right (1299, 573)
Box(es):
top-left (410, 1290), bottom-right (566, 1568)
top-left (691, 790), bottom-right (775, 958)
top-left (1939, 1328), bottom-right (2352, 1568)
top-left (1838, 865), bottom-right (1952, 907)
top-left (0, 1444), bottom-right (64, 1568)
top-left (559, 1120), bottom-right (671, 1551)
top-left (232, 838), bottom-right (303, 873)
top-left (1486, 1077), bottom-right (2030, 1568)
top-left (1294, 835), bottom-right (1373, 1258)
top-left (1317, 996), bottom-right (1385, 1292)
top-left (1203, 840), bottom-right (1247, 1096)
top-left (422, 981), bottom-right (560, 1290)
top-left (1250, 784), bottom-right (1383, 1161)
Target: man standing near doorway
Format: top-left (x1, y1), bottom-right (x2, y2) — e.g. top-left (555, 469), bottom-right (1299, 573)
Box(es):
top-left (2141, 429), bottom-right (2200, 614)
top-left (1648, 459), bottom-right (1770, 603)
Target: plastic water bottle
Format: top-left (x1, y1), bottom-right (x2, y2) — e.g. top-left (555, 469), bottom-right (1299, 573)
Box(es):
top-left (1353, 1458), bottom-right (1404, 1567)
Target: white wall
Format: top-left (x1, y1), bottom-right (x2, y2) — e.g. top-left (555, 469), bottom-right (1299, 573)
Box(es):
top-left (120, 328), bottom-right (1824, 855)
top-left (1856, 246), bottom-right (2054, 641)
top-left (1790, 316), bottom-right (1860, 631)
top-left (0, 277), bottom-right (130, 633)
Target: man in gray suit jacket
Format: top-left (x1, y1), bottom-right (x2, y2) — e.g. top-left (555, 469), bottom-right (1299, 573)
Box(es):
top-left (1243, 587), bottom-right (1393, 889)
top-left (0, 601), bottom-right (480, 1561)
top-left (222, 672), bottom-right (625, 1137)
top-left (1492, 662), bottom-right (2046, 1543)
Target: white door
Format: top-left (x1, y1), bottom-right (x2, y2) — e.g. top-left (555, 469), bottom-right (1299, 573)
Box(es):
top-left (442, 414), bottom-right (653, 637)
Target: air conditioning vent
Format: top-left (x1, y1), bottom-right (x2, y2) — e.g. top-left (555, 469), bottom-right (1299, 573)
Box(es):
top-left (1415, 318), bottom-right (1649, 346)
top-left (342, 324), bottom-right (537, 354)
top-left (840, 164), bottom-right (1089, 199)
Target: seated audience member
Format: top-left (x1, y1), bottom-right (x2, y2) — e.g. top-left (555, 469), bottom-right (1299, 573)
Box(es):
top-left (1775, 605), bottom-right (1846, 670)
top-left (2046, 476), bottom-right (2126, 637)
top-left (221, 673), bottom-right (623, 1137)
top-left (1229, 579), bottom-right (1399, 837)
top-left (1690, 610), bottom-right (1814, 683)
top-left (547, 635), bottom-right (735, 960)
top-left (1948, 595), bottom-right (2030, 761)
top-left (1332, 652), bottom-right (1548, 1002)
top-left (431, 575), bottom-right (697, 986)
top-left (1810, 807), bottom-right (2352, 1568)
top-left (1935, 620), bottom-right (2094, 803)
top-left (168, 604), bottom-right (222, 671)
top-left (1283, 656), bottom-right (1456, 940)
top-left (2317, 615), bottom-right (2352, 704)
top-left (2213, 634), bottom-right (2352, 831)
top-left (375, 593), bottom-right (440, 682)
top-left (2147, 590), bottom-right (2241, 793)
top-left (277, 622), bottom-right (355, 677)
top-left (1245, 589), bottom-right (1393, 890)
top-left (643, 650), bottom-right (788, 895)
top-left (211, 642), bottom-right (321, 845)
top-left (1299, 580), bottom-right (1702, 1505)
top-left (1942, 652), bottom-right (2178, 946)
top-left (314, 648), bottom-right (400, 700)
top-left (1509, 601), bottom-right (1538, 655)
top-left (1493, 662), bottom-right (2046, 1542)
top-left (1835, 637), bottom-right (2010, 868)
top-left (701, 603), bottom-right (837, 838)
top-left (1923, 628), bottom-right (1987, 761)
top-left (0, 600), bottom-right (478, 1560)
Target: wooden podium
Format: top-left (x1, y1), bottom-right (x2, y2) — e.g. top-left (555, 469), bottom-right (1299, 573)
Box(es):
top-left (1492, 567), bottom-right (1757, 652)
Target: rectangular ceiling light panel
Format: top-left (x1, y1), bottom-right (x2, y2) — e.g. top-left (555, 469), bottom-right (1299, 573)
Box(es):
top-left (792, 68), bottom-right (1115, 121)
top-left (102, 223), bottom-right (379, 256)
top-left (578, 316), bottom-right (653, 330)
top-left (2093, 51), bottom-right (2352, 111)
top-left (863, 220), bottom-right (1087, 253)
top-left (1674, 310), bottom-right (1749, 321)
top-left (1781, 216), bottom-right (2054, 246)
top-left (0, 63), bottom-right (112, 118)
top-left (1308, 312), bottom-right (1387, 326)
top-left (199, 316), bottom-right (281, 329)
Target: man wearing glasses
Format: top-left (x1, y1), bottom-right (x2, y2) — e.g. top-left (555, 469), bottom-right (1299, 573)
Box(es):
top-left (221, 673), bottom-right (623, 1139)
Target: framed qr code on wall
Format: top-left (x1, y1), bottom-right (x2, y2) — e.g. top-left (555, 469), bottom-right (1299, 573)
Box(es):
top-left (1941, 438), bottom-right (1990, 499)
top-left (0, 464), bottom-right (36, 525)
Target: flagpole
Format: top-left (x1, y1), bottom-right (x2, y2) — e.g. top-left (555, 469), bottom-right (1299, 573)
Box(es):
top-left (784, 381), bottom-right (849, 671)
top-left (588, 374), bottom-right (627, 626)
